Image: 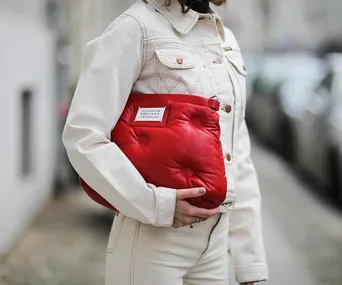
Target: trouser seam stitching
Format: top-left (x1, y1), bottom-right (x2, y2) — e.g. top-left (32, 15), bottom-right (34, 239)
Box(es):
top-left (130, 221), bottom-right (141, 285)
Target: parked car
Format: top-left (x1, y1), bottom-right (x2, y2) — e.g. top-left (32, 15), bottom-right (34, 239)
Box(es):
top-left (273, 59), bottom-right (325, 161)
top-left (246, 53), bottom-right (324, 157)
top-left (292, 53), bottom-right (342, 204)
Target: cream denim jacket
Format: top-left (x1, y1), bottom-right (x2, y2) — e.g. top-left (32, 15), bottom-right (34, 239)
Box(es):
top-left (63, 0), bottom-right (268, 282)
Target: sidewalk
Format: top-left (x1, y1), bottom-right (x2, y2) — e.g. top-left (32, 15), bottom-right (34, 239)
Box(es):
top-left (0, 188), bottom-right (319, 285)
top-left (0, 190), bottom-right (113, 285)
top-left (1, 162), bottom-right (341, 285)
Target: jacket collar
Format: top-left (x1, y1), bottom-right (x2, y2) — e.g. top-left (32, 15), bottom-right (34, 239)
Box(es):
top-left (145, 0), bottom-right (225, 40)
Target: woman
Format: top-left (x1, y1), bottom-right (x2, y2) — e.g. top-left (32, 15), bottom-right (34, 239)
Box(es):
top-left (62, 0), bottom-right (268, 284)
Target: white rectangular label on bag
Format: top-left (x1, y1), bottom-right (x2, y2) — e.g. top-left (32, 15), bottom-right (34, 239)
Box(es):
top-left (134, 107), bottom-right (166, 122)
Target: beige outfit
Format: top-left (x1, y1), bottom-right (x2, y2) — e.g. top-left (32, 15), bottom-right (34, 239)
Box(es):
top-left (62, 0), bottom-right (268, 283)
top-left (106, 213), bottom-right (230, 284)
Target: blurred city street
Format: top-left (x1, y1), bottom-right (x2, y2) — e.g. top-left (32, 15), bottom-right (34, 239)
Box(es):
top-left (1, 1), bottom-right (342, 285)
top-left (1, 138), bottom-right (341, 285)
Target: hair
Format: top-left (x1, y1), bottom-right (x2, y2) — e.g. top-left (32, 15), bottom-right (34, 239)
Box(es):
top-left (165, 0), bottom-right (226, 13)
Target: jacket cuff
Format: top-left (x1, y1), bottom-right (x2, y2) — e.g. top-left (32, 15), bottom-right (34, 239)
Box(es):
top-left (155, 186), bottom-right (177, 227)
top-left (235, 263), bottom-right (269, 283)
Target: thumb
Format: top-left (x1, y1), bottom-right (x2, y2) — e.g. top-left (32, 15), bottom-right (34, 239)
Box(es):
top-left (176, 187), bottom-right (206, 200)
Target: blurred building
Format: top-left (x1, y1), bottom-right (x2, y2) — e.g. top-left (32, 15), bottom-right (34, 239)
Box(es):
top-left (214, 1), bottom-right (265, 52)
top-left (225, 0), bottom-right (342, 52)
top-left (67, 0), bottom-right (136, 86)
top-left (0, 0), bottom-right (133, 258)
top-left (0, 0), bottom-right (64, 256)
top-left (303, 0), bottom-right (342, 50)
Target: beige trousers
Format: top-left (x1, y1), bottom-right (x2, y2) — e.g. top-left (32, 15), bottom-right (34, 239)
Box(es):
top-left (105, 212), bottom-right (230, 285)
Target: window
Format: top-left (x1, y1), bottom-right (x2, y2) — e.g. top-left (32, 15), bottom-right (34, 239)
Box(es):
top-left (21, 89), bottom-right (33, 176)
top-left (45, 0), bottom-right (58, 27)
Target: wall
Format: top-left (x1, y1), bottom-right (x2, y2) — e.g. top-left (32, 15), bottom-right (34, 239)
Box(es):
top-left (214, 0), bottom-right (265, 52)
top-left (0, 1), bottom-right (57, 256)
top-left (226, 0), bottom-right (342, 52)
top-left (67, 0), bottom-right (136, 85)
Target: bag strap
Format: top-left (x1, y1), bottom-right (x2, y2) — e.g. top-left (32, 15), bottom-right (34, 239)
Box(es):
top-left (207, 96), bottom-right (220, 111)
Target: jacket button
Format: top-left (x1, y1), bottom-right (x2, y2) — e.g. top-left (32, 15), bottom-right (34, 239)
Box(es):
top-left (226, 153), bottom-right (232, 161)
top-left (177, 57), bottom-right (183, 64)
top-left (222, 104), bottom-right (232, 113)
top-left (243, 65), bottom-right (246, 71)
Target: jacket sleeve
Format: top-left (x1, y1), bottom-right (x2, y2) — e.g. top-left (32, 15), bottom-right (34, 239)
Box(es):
top-left (62, 14), bottom-right (176, 227)
top-left (229, 120), bottom-right (269, 283)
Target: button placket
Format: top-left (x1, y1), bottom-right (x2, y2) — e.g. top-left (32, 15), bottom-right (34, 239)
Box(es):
top-left (208, 47), bottom-right (234, 161)
top-left (221, 56), bottom-right (238, 159)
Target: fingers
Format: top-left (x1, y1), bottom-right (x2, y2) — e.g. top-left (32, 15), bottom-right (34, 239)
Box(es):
top-left (172, 218), bottom-right (184, 229)
top-left (172, 215), bottom-right (208, 229)
top-left (173, 187), bottom-right (219, 229)
top-left (176, 200), bottom-right (219, 219)
top-left (173, 200), bottom-right (219, 229)
top-left (174, 213), bottom-right (198, 225)
top-left (176, 187), bottom-right (206, 200)
top-left (189, 207), bottom-right (219, 219)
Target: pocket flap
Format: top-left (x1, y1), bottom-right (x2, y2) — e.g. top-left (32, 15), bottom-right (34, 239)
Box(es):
top-left (226, 51), bottom-right (247, 76)
top-left (155, 46), bottom-right (196, 69)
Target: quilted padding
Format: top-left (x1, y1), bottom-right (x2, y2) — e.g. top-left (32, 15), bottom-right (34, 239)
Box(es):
top-left (80, 94), bottom-right (227, 211)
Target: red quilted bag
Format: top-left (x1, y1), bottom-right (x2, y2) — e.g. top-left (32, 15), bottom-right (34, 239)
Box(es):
top-left (80, 94), bottom-right (227, 211)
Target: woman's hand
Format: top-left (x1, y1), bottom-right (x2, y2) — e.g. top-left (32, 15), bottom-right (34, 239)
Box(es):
top-left (172, 188), bottom-right (219, 229)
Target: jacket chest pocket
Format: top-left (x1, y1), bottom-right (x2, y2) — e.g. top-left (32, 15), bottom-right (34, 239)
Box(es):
top-left (154, 45), bottom-right (203, 95)
top-left (224, 49), bottom-right (247, 111)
